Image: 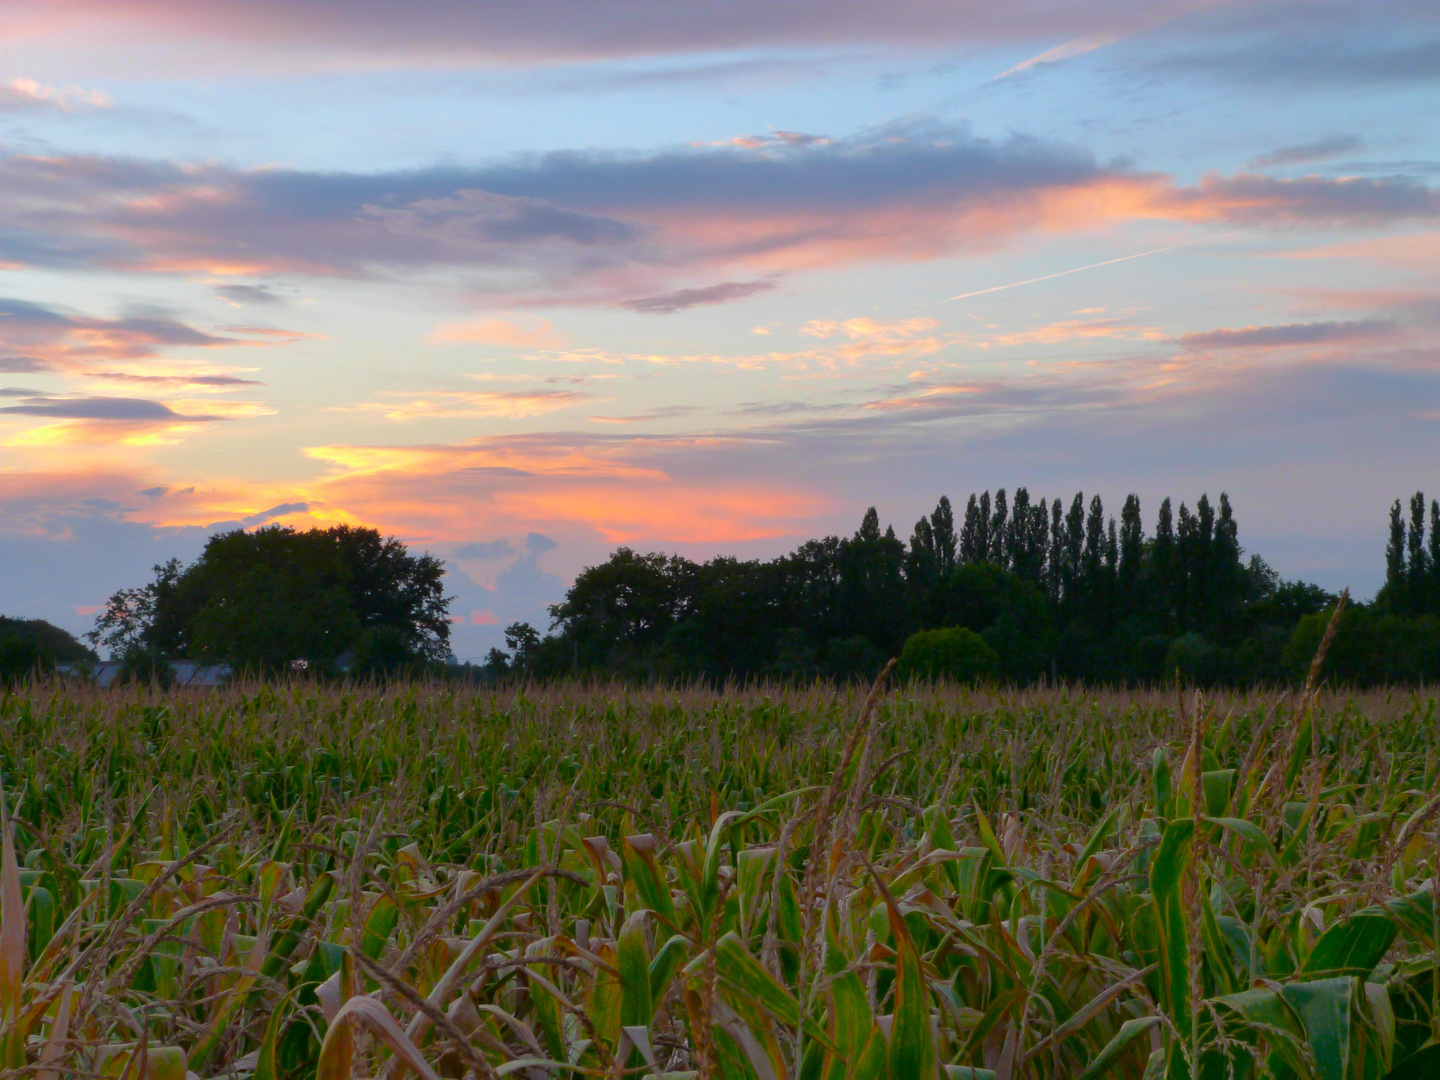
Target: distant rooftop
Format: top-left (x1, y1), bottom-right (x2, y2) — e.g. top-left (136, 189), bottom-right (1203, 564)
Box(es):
top-left (55, 660), bottom-right (233, 688)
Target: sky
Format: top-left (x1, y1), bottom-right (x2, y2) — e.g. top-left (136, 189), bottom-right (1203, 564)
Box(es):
top-left (2, 0), bottom-right (1438, 661)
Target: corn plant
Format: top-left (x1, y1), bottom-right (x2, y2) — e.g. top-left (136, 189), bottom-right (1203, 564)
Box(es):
top-left (0, 645), bottom-right (1436, 1078)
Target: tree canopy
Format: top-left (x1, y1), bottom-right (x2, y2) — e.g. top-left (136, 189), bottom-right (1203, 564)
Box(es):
top-left (0, 617), bottom-right (95, 682)
top-left (497, 489), bottom-right (1440, 686)
top-left (90, 525), bottom-right (450, 673)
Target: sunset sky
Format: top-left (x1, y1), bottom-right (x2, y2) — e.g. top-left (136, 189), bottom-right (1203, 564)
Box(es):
top-left (3, 0), bottom-right (1438, 659)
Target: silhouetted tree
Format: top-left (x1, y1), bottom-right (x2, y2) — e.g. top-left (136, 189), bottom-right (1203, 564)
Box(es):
top-left (931, 496), bottom-right (957, 574)
top-left (90, 526), bottom-right (449, 671)
top-left (1385, 499), bottom-right (1406, 603)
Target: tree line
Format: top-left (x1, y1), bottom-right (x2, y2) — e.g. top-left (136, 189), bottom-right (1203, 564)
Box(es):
top-left (486, 489), bottom-right (1440, 686)
top-left (4, 489), bottom-right (1437, 685)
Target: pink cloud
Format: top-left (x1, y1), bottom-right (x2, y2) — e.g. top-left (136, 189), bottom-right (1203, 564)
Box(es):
top-left (429, 315), bottom-right (567, 348)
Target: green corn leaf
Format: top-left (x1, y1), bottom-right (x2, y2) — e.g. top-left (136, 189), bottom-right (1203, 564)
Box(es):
top-left (360, 897), bottom-right (399, 961)
top-left (736, 847), bottom-right (774, 938)
top-left (1283, 976), bottom-right (1354, 1080)
top-left (821, 912), bottom-right (871, 1080)
top-left (849, 1023), bottom-right (889, 1080)
top-left (524, 941), bottom-right (566, 1062)
top-left (260, 870), bottom-right (337, 983)
top-left (924, 805), bottom-right (963, 893)
top-left (1074, 1016), bottom-right (1163, 1080)
top-left (959, 987), bottom-right (1027, 1062)
top-left (1199, 891), bottom-right (1241, 996)
top-left (715, 931), bottom-right (841, 1056)
top-left (649, 932), bottom-right (689, 1010)
top-left (253, 990), bottom-right (297, 1080)
top-left (618, 908), bottom-right (654, 1030)
top-left (973, 806), bottom-right (1008, 867)
top-left (881, 889), bottom-right (936, 1080)
top-left (1379, 887), bottom-right (1436, 949)
top-left (1149, 818), bottom-right (1195, 1036)
top-left (1152, 748), bottom-right (1173, 820)
top-left (1301, 913), bottom-right (1397, 977)
top-left (587, 941), bottom-right (622, 1049)
top-left (1208, 818), bottom-right (1279, 865)
top-left (623, 834), bottom-right (677, 927)
top-left (1075, 806), bottom-right (1121, 877)
top-left (1201, 770), bottom-right (1235, 817)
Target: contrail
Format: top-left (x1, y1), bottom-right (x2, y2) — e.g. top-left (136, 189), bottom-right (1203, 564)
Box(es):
top-left (943, 239), bottom-right (1201, 303)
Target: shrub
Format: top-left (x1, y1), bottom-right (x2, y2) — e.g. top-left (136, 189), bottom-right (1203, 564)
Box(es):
top-left (898, 626), bottom-right (999, 683)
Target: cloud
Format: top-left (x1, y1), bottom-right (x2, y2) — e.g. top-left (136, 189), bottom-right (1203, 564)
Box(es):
top-left (299, 430), bottom-right (829, 544)
top-left (994, 32), bottom-right (1121, 79)
top-left (0, 296), bottom-right (278, 375)
top-left (89, 371), bottom-right (263, 387)
top-left (452, 539), bottom-right (515, 559)
top-left (590, 405), bottom-right (701, 424)
top-left (239, 502), bottom-right (310, 527)
top-left (6, 0), bottom-right (1197, 66)
top-left (0, 356), bottom-right (52, 373)
top-left (1277, 232), bottom-right (1440, 272)
top-left (338, 388), bottom-right (591, 420)
top-left (4, 131), bottom-right (1438, 305)
top-left (0, 394), bottom-right (218, 421)
top-left (0, 77), bottom-right (111, 111)
top-left (1176, 320), bottom-right (1396, 349)
top-left (1249, 135), bottom-right (1366, 169)
top-left (213, 283), bottom-right (289, 306)
top-left (986, 317), bottom-right (1166, 346)
top-left (1152, 34), bottom-right (1440, 87)
top-left (798, 317), bottom-right (947, 359)
top-left (429, 315), bottom-right (567, 348)
top-left (1157, 173), bottom-right (1440, 226)
top-left (617, 278), bottom-right (779, 314)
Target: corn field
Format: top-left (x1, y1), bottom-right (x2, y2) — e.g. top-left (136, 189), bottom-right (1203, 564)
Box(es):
top-left (0, 667), bottom-right (1437, 1078)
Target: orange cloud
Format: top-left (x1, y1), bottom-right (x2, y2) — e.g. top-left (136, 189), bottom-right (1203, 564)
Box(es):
top-left (293, 431), bottom-right (831, 545)
top-left (429, 315), bottom-right (568, 349)
top-left (986, 317), bottom-right (1165, 346)
top-left (2, 76), bottom-right (111, 109)
top-left (1277, 232), bottom-right (1440, 272)
top-left (335, 388), bottom-right (590, 421)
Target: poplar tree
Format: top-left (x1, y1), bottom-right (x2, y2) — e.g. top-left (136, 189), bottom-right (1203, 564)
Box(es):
top-left (1119, 494), bottom-right (1144, 604)
top-left (1214, 493), bottom-right (1243, 626)
top-left (1153, 498), bottom-right (1176, 631)
top-left (1176, 502), bottom-right (1199, 629)
top-left (1385, 499), bottom-right (1406, 608)
top-left (1430, 499), bottom-right (1440, 613)
top-left (1007, 487), bottom-right (1031, 572)
top-left (907, 516), bottom-right (937, 588)
top-left (1083, 494), bottom-right (1105, 586)
top-left (931, 496), bottom-right (957, 574)
top-left (1064, 494), bottom-right (1086, 606)
top-left (1023, 492), bottom-right (1051, 585)
top-left (1047, 498), bottom-right (1065, 603)
top-left (1408, 492), bottom-right (1428, 611)
top-left (976, 491), bottom-right (992, 564)
top-left (960, 495), bottom-right (983, 564)
top-left (989, 489), bottom-right (1009, 565)
top-left (1195, 494), bottom-right (1215, 625)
